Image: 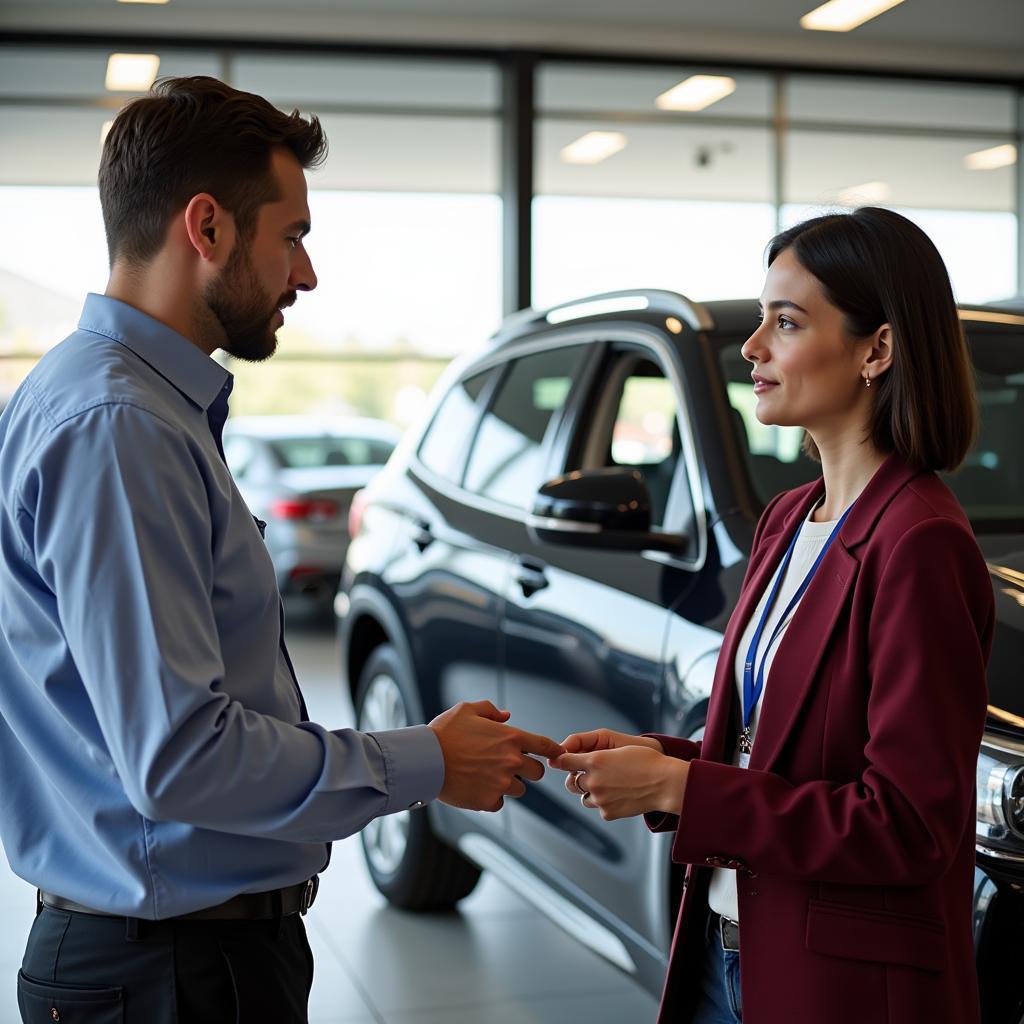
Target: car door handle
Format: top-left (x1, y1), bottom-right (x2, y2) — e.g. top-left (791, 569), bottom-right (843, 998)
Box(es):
top-left (514, 559), bottom-right (549, 598)
top-left (412, 519), bottom-right (434, 552)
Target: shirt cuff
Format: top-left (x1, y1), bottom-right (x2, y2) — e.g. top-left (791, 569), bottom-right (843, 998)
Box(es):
top-left (369, 724), bottom-right (445, 814)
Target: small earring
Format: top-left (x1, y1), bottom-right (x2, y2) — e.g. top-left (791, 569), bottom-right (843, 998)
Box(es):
top-left (863, 375), bottom-right (872, 388)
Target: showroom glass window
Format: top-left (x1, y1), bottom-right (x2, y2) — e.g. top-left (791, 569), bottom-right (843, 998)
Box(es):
top-left (227, 54), bottom-right (502, 424)
top-left (781, 76), bottom-right (1018, 303)
top-left (462, 345), bottom-right (589, 509)
top-left (532, 63), bottom-right (777, 310)
top-left (0, 45), bottom-right (222, 401)
top-left (0, 47), bottom-right (502, 431)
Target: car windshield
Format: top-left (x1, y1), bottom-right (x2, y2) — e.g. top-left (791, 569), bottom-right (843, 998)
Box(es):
top-left (716, 324), bottom-right (1024, 532)
top-left (268, 436), bottom-right (395, 470)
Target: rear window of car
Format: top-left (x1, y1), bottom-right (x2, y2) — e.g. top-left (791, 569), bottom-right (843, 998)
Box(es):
top-left (268, 436), bottom-right (395, 469)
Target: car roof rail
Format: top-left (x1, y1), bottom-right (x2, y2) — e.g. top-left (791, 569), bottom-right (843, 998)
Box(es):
top-left (490, 289), bottom-right (715, 344)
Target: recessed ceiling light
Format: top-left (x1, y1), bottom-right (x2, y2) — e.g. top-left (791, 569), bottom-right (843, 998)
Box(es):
top-left (656, 75), bottom-right (737, 112)
top-left (964, 144), bottom-right (1017, 171)
top-left (800, 0), bottom-right (905, 32)
top-left (116, 1), bottom-right (171, 5)
top-left (105, 53), bottom-right (160, 92)
top-left (560, 131), bottom-right (627, 165)
top-left (100, 120), bottom-right (114, 144)
top-left (836, 180), bottom-right (891, 205)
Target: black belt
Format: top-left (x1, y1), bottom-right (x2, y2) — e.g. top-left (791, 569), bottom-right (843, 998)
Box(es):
top-left (39, 876), bottom-right (318, 922)
top-left (709, 910), bottom-right (740, 952)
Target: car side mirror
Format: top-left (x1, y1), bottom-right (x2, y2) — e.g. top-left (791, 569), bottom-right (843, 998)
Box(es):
top-left (527, 468), bottom-right (687, 555)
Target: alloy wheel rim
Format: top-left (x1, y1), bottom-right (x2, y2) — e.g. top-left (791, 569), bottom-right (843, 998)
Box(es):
top-left (359, 672), bottom-right (411, 875)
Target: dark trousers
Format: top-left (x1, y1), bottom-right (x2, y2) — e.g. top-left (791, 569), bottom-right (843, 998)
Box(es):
top-left (18, 904), bottom-right (314, 1023)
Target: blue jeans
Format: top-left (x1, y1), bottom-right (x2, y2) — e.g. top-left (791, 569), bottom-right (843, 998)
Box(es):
top-left (690, 916), bottom-right (743, 1024)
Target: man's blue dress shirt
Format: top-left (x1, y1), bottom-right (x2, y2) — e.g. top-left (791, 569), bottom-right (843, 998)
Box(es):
top-left (0, 294), bottom-right (444, 918)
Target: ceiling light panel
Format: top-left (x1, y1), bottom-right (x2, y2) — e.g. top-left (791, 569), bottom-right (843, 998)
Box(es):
top-left (116, 0), bottom-right (170, 4)
top-left (964, 144), bottom-right (1017, 171)
top-left (560, 131), bottom-right (627, 165)
top-left (105, 53), bottom-right (160, 92)
top-left (656, 75), bottom-right (736, 112)
top-left (800, 0), bottom-right (905, 32)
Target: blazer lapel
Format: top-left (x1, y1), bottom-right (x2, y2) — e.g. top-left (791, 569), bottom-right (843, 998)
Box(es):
top-left (700, 483), bottom-right (825, 764)
top-left (749, 543), bottom-right (859, 770)
top-left (748, 453), bottom-right (924, 770)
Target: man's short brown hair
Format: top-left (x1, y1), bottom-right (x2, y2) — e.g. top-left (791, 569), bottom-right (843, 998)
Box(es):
top-left (98, 76), bottom-right (327, 267)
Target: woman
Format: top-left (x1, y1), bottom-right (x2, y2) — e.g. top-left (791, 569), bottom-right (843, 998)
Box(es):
top-left (554, 207), bottom-right (994, 1024)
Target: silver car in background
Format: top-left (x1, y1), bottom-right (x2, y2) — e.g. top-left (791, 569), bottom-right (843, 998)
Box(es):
top-left (223, 415), bottom-right (400, 609)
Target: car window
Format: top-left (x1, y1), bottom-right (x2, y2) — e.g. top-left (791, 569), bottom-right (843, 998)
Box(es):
top-left (463, 345), bottom-right (589, 510)
top-left (942, 327), bottom-right (1024, 529)
top-left (417, 369), bottom-right (493, 482)
top-left (268, 436), bottom-right (394, 469)
top-left (569, 352), bottom-right (690, 531)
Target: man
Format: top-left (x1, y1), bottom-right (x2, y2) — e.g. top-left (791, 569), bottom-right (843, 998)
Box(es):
top-left (0, 76), bottom-right (561, 1023)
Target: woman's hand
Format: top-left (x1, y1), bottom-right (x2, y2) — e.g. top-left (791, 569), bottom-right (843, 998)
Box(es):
top-left (551, 728), bottom-right (665, 762)
top-left (554, 745), bottom-right (688, 821)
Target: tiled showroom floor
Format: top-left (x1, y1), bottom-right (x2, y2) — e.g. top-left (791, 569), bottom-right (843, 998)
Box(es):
top-left (0, 615), bottom-right (658, 1023)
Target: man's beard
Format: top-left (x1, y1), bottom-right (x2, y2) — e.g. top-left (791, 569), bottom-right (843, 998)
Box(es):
top-left (203, 242), bottom-right (293, 363)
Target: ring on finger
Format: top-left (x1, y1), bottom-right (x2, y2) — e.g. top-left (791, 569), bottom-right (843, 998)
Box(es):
top-left (571, 770), bottom-right (588, 794)
top-left (580, 790), bottom-right (591, 807)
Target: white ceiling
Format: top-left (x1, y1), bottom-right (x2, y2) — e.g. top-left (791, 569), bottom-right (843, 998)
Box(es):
top-left (2, 0), bottom-right (1023, 78)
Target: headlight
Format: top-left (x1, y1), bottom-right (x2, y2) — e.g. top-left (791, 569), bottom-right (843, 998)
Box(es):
top-left (976, 743), bottom-right (1024, 852)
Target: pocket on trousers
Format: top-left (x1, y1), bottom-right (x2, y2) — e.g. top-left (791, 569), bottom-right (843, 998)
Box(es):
top-left (17, 969), bottom-right (124, 1023)
top-left (805, 898), bottom-right (946, 972)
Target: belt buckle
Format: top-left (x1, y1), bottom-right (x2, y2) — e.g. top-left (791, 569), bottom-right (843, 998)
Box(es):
top-left (718, 913), bottom-right (739, 952)
top-left (300, 877), bottom-right (317, 916)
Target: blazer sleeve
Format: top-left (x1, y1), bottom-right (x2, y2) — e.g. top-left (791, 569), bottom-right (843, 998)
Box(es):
top-left (670, 516), bottom-right (994, 886)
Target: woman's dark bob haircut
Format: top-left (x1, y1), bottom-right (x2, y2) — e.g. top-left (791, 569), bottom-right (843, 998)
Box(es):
top-left (767, 207), bottom-right (977, 473)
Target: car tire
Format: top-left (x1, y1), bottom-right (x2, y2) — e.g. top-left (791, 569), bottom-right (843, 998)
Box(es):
top-left (355, 643), bottom-right (482, 910)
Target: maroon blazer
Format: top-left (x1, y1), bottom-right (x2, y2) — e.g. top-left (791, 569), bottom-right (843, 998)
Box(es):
top-left (648, 455), bottom-right (994, 1024)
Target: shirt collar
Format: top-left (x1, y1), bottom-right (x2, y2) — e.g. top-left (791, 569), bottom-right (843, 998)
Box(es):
top-left (78, 292), bottom-right (232, 412)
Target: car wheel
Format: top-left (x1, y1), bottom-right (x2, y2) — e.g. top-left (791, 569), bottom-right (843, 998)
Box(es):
top-left (355, 643), bottom-right (482, 910)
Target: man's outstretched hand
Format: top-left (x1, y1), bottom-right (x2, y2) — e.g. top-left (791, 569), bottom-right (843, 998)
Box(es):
top-left (429, 701), bottom-right (564, 812)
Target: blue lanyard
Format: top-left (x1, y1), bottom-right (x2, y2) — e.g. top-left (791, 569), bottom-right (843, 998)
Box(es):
top-left (742, 503), bottom-right (853, 733)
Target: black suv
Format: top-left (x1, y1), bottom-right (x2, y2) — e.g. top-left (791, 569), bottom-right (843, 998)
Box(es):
top-left (336, 291), bottom-right (1024, 1023)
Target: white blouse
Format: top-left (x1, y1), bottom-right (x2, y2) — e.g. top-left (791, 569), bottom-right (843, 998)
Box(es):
top-left (707, 501), bottom-right (838, 924)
